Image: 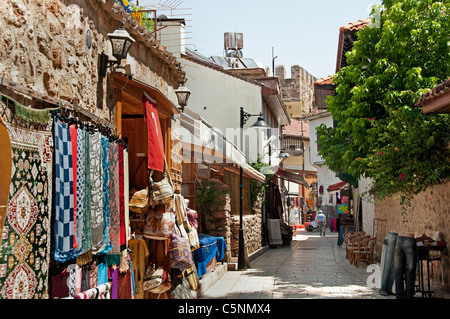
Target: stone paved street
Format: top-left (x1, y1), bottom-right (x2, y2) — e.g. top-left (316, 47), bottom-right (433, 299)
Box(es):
top-left (200, 230), bottom-right (393, 299)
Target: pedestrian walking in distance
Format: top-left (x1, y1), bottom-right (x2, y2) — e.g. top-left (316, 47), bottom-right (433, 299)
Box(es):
top-left (315, 210), bottom-right (326, 236)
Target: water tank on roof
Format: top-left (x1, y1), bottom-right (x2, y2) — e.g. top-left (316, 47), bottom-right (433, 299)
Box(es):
top-left (224, 32), bottom-right (244, 50)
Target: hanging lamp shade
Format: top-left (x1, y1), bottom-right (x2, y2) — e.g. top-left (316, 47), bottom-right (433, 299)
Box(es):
top-left (175, 81), bottom-right (192, 112)
top-left (278, 149), bottom-right (289, 158)
top-left (107, 23), bottom-right (135, 61)
top-left (251, 115), bottom-right (270, 129)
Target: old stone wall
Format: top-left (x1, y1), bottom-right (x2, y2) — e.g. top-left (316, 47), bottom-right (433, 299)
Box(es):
top-left (374, 181), bottom-right (450, 289)
top-left (196, 179), bottom-right (232, 262)
top-left (0, 0), bottom-right (182, 122)
top-left (0, 0), bottom-right (110, 118)
top-left (230, 214), bottom-right (262, 258)
top-left (276, 65), bottom-right (317, 116)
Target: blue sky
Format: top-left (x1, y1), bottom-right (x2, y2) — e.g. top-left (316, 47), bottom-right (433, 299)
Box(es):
top-left (139, 0), bottom-right (382, 79)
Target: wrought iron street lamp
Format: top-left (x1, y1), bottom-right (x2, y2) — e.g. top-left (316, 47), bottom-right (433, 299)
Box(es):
top-left (175, 81), bottom-right (192, 113)
top-left (100, 23), bottom-right (135, 77)
top-left (238, 107), bottom-right (270, 270)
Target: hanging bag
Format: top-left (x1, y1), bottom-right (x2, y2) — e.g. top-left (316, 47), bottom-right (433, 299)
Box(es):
top-left (129, 188), bottom-right (149, 214)
top-left (174, 195), bottom-right (199, 251)
top-left (168, 220), bottom-right (194, 270)
top-left (143, 241), bottom-right (171, 294)
top-left (149, 156), bottom-right (174, 206)
top-left (143, 206), bottom-right (176, 240)
top-left (143, 263), bottom-right (167, 292)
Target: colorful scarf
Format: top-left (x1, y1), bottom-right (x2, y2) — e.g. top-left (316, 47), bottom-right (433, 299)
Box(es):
top-left (101, 136), bottom-right (112, 254)
top-left (77, 130), bottom-right (92, 265)
top-left (53, 118), bottom-right (75, 263)
top-left (119, 143), bottom-right (126, 248)
top-left (0, 103), bottom-right (53, 299)
top-left (110, 266), bottom-right (118, 299)
top-left (69, 125), bottom-right (78, 250)
top-left (65, 282), bottom-right (111, 299)
top-left (106, 141), bottom-right (120, 265)
top-left (89, 132), bottom-right (104, 255)
top-left (73, 127), bottom-right (85, 258)
top-left (123, 147), bottom-right (130, 247)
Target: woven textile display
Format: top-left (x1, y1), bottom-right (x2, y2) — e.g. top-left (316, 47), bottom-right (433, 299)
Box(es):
top-left (0, 98), bottom-right (54, 299)
top-left (53, 118), bottom-right (76, 262)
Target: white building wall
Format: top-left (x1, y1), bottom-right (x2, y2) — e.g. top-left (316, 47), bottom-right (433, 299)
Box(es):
top-left (355, 176), bottom-right (376, 234)
top-left (308, 113), bottom-right (341, 212)
top-left (181, 57), bottom-right (266, 163)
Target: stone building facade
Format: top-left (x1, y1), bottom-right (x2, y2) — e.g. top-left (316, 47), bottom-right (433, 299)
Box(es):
top-left (276, 65), bottom-right (317, 118)
top-left (198, 179), bottom-right (263, 266)
top-left (0, 0), bottom-right (184, 121)
top-left (373, 181), bottom-right (450, 290)
top-left (0, 0), bottom-right (185, 187)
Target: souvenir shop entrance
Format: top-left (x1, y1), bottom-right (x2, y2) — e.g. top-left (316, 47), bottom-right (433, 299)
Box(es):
top-left (111, 73), bottom-right (179, 192)
top-left (112, 74), bottom-right (202, 300)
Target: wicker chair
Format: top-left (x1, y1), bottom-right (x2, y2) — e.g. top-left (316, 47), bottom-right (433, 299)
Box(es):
top-left (353, 237), bottom-right (377, 268)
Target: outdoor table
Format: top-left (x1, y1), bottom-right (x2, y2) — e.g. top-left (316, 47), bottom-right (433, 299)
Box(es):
top-left (416, 244), bottom-right (448, 298)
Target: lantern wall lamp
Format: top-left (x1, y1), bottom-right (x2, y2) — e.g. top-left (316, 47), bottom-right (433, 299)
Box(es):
top-left (175, 81), bottom-right (192, 113)
top-left (100, 23), bottom-right (135, 78)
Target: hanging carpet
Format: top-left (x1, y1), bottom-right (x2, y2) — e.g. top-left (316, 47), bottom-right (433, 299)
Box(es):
top-left (0, 97), bottom-right (54, 299)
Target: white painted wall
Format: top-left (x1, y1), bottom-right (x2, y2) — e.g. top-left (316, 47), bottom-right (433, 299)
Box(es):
top-left (355, 176), bottom-right (376, 234)
top-left (308, 113), bottom-right (341, 211)
top-left (181, 57), bottom-right (268, 163)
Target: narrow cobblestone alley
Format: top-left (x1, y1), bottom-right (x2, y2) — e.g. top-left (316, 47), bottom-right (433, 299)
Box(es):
top-left (200, 231), bottom-right (393, 299)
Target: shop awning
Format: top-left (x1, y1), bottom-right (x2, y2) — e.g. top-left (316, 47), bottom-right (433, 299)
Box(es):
top-left (111, 73), bottom-right (180, 117)
top-left (180, 107), bottom-right (266, 183)
top-left (273, 168), bottom-right (308, 187)
top-left (327, 181), bottom-right (348, 192)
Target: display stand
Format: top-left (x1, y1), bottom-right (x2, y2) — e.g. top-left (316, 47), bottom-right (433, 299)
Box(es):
top-left (268, 219), bottom-right (283, 246)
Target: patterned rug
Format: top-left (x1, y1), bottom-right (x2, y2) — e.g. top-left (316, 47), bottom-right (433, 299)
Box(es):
top-left (0, 99), bottom-right (53, 299)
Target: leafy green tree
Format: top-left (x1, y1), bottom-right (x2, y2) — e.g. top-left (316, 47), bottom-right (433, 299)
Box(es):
top-left (316, 0), bottom-right (450, 206)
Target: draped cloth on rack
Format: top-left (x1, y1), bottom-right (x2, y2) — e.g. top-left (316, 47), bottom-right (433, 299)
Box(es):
top-left (53, 118), bottom-right (76, 263)
top-left (90, 132), bottom-right (104, 255)
top-left (77, 129), bottom-right (92, 265)
top-left (63, 282), bottom-right (111, 299)
top-left (69, 125), bottom-right (78, 250)
top-left (119, 144), bottom-right (126, 248)
top-left (106, 141), bottom-right (121, 265)
top-left (101, 136), bottom-right (112, 254)
top-left (193, 234), bottom-right (226, 279)
top-left (73, 128), bottom-right (85, 258)
top-left (0, 116), bottom-right (11, 237)
top-left (0, 98), bottom-right (53, 299)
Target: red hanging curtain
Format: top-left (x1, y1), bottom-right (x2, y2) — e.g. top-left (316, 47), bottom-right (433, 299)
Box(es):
top-left (143, 93), bottom-right (164, 172)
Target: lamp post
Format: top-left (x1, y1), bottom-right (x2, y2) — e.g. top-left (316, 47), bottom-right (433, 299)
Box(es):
top-left (238, 107), bottom-right (270, 270)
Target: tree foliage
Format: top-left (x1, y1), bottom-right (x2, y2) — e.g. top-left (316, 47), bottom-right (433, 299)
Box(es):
top-left (316, 0), bottom-right (450, 206)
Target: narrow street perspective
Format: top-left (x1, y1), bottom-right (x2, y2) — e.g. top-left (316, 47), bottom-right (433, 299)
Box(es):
top-left (199, 231), bottom-right (390, 299)
top-left (0, 0), bottom-right (448, 303)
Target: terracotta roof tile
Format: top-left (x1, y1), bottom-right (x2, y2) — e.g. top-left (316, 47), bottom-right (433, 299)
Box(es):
top-left (315, 75), bottom-right (335, 86)
top-left (416, 78), bottom-right (450, 106)
top-left (283, 118), bottom-right (310, 138)
top-left (340, 18), bottom-right (372, 32)
top-left (304, 108), bottom-right (329, 120)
